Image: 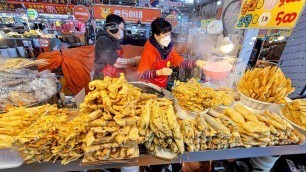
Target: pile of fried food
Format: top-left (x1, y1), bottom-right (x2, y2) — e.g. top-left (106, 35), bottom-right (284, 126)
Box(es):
top-left (137, 97), bottom-right (184, 159)
top-left (178, 113), bottom-right (243, 152)
top-left (0, 105), bottom-right (49, 148)
top-left (173, 79), bottom-right (218, 112)
top-left (281, 99), bottom-right (306, 130)
top-left (222, 105), bottom-right (304, 147)
top-left (238, 66), bottom-right (294, 104)
top-left (215, 90), bottom-right (235, 106)
top-left (0, 58), bottom-right (48, 71)
top-left (81, 74), bottom-right (142, 162)
top-left (16, 106), bottom-right (70, 163)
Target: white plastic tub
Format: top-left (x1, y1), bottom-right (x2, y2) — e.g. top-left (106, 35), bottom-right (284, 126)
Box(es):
top-left (238, 91), bottom-right (272, 110)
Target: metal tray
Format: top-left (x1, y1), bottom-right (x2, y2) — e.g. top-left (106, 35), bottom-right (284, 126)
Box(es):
top-left (0, 83), bottom-right (61, 114)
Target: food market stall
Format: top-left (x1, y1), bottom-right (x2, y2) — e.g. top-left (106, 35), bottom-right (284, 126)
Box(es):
top-left (1, 0), bottom-right (306, 171)
top-left (0, 69), bottom-right (305, 171)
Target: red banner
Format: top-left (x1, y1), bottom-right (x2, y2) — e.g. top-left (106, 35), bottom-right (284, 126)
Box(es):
top-left (24, 3), bottom-right (74, 14)
top-left (93, 5), bottom-right (161, 23)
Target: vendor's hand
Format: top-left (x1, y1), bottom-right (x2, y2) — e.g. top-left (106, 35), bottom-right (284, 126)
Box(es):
top-left (196, 60), bottom-right (207, 68)
top-left (133, 56), bottom-right (141, 65)
top-left (156, 68), bottom-right (173, 76)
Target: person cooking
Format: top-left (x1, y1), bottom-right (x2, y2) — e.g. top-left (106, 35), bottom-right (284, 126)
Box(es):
top-left (94, 14), bottom-right (140, 79)
top-left (137, 17), bottom-right (207, 88)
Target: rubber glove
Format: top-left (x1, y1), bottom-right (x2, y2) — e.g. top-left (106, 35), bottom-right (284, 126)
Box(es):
top-left (156, 68), bottom-right (173, 76)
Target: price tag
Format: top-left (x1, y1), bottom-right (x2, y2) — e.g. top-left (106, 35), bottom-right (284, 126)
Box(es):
top-left (236, 0), bottom-right (305, 29)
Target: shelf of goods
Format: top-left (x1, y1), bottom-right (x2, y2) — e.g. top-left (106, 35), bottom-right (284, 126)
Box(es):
top-left (3, 145), bottom-right (306, 172)
top-left (1, 67), bottom-right (306, 172)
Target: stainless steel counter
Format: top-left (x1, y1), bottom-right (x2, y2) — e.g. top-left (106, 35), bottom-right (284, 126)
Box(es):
top-left (3, 144), bottom-right (306, 172)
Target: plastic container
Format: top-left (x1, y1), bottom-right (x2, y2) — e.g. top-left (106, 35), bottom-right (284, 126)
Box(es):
top-left (17, 47), bottom-right (25, 57)
top-left (203, 62), bottom-right (232, 80)
top-left (0, 49), bottom-right (9, 58)
top-left (7, 48), bottom-right (17, 58)
top-left (238, 91), bottom-right (272, 110)
top-left (0, 148), bottom-right (23, 169)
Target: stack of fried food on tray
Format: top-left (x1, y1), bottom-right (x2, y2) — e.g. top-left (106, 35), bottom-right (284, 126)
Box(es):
top-left (0, 105), bottom-right (50, 148)
top-left (281, 99), bottom-right (306, 130)
top-left (257, 111), bottom-right (304, 146)
top-left (222, 105), bottom-right (304, 147)
top-left (178, 113), bottom-right (242, 151)
top-left (136, 95), bottom-right (184, 159)
top-left (16, 105), bottom-right (70, 163)
top-left (238, 66), bottom-right (294, 104)
top-left (173, 79), bottom-right (218, 112)
top-left (80, 74), bottom-right (142, 162)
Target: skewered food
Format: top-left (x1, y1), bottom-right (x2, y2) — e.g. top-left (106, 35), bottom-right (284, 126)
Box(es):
top-left (0, 105), bottom-right (52, 148)
top-left (0, 58), bottom-right (48, 71)
top-left (238, 66), bottom-right (294, 104)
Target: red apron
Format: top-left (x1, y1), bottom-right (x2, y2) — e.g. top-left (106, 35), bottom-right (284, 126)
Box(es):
top-left (149, 58), bottom-right (171, 88)
top-left (102, 49), bottom-right (124, 78)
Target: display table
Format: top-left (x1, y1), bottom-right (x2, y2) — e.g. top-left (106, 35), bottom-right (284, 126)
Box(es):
top-left (3, 144), bottom-right (306, 172)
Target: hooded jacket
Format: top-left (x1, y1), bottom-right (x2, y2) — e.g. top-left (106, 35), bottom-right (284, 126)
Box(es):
top-left (94, 30), bottom-right (122, 79)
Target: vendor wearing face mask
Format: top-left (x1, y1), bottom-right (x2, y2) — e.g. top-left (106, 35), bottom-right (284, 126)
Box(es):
top-left (137, 17), bottom-right (207, 88)
top-left (94, 14), bottom-right (141, 79)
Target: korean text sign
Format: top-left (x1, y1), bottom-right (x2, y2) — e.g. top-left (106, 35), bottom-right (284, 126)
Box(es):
top-left (93, 5), bottom-right (161, 23)
top-left (236, 0), bottom-right (306, 29)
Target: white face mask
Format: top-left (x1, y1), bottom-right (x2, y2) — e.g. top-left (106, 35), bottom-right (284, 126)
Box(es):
top-left (119, 30), bottom-right (124, 39)
top-left (159, 36), bottom-right (171, 47)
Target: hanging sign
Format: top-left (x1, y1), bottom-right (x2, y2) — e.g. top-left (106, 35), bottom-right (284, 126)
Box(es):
top-left (25, 3), bottom-right (74, 14)
top-left (27, 8), bottom-right (38, 19)
top-left (93, 5), bottom-right (161, 23)
top-left (73, 5), bottom-right (90, 23)
top-left (236, 0), bottom-right (306, 29)
top-left (167, 1), bottom-right (182, 6)
top-left (0, 3), bottom-right (25, 12)
top-left (38, 38), bottom-right (50, 48)
top-left (165, 14), bottom-right (178, 28)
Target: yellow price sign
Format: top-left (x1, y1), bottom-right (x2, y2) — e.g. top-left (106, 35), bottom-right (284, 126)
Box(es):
top-left (236, 0), bottom-right (306, 29)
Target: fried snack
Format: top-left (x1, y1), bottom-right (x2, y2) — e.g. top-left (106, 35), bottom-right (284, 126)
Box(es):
top-left (258, 111), bottom-right (305, 145)
top-left (216, 87), bottom-right (240, 101)
top-left (215, 90), bottom-right (235, 106)
top-left (138, 99), bottom-right (184, 158)
top-left (16, 107), bottom-right (69, 163)
top-left (0, 58), bottom-right (48, 71)
top-left (223, 105), bottom-right (271, 147)
top-left (281, 99), bottom-right (306, 130)
top-left (0, 104), bottom-right (56, 148)
top-left (82, 74), bottom-right (143, 162)
top-left (238, 66), bottom-right (294, 103)
top-left (173, 79), bottom-right (218, 112)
